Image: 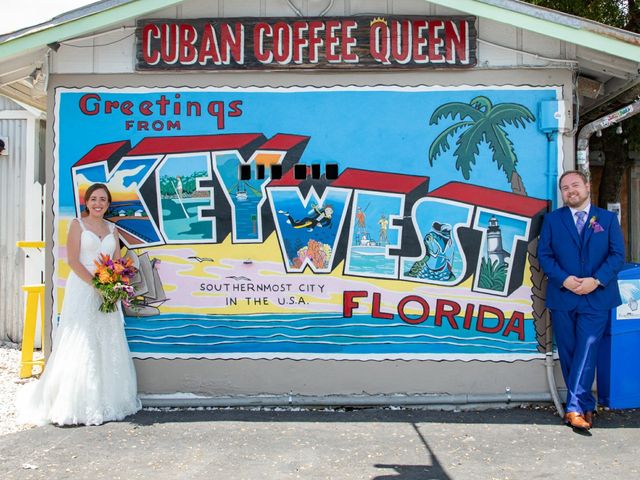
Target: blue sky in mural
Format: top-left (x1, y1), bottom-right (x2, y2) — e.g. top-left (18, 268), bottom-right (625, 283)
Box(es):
top-left (351, 192), bottom-right (403, 246)
top-left (121, 161), bottom-right (150, 186)
top-left (57, 87), bottom-right (558, 208)
top-left (160, 154), bottom-right (209, 178)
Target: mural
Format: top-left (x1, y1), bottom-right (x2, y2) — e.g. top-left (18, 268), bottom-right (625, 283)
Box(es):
top-left (53, 85), bottom-right (561, 360)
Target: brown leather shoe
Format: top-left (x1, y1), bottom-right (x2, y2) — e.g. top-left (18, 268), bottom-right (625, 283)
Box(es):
top-left (584, 411), bottom-right (593, 428)
top-left (564, 412), bottom-right (590, 430)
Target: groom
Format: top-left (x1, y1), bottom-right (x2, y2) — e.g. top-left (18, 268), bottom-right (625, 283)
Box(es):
top-left (538, 170), bottom-right (625, 430)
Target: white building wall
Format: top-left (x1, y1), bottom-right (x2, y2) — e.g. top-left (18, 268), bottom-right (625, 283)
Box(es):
top-left (0, 95), bottom-right (45, 344)
top-left (44, 0), bottom-right (575, 398)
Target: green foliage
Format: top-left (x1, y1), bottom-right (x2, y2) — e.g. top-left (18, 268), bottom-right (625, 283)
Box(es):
top-left (478, 257), bottom-right (507, 291)
top-left (526, 0), bottom-right (631, 29)
top-left (159, 171), bottom-right (208, 197)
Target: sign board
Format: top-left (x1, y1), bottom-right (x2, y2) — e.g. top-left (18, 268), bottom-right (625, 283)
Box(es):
top-left (136, 16), bottom-right (477, 70)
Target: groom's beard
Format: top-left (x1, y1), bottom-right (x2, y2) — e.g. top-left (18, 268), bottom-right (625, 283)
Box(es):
top-left (563, 189), bottom-right (590, 209)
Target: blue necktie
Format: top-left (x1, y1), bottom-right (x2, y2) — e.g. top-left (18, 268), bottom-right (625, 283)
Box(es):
top-left (575, 211), bottom-right (586, 235)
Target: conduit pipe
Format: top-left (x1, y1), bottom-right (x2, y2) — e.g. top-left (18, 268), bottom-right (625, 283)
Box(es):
top-left (545, 309), bottom-right (564, 417)
top-left (141, 392), bottom-right (553, 408)
top-left (576, 97), bottom-right (640, 175)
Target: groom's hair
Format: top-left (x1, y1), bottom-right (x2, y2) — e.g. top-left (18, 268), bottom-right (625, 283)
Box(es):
top-left (559, 170), bottom-right (589, 186)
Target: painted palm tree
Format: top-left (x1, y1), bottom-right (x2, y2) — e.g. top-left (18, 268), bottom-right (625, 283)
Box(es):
top-left (428, 96), bottom-right (535, 196)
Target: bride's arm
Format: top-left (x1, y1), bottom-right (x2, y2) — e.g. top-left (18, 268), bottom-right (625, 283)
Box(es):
top-left (67, 219), bottom-right (95, 285)
top-left (112, 228), bottom-right (121, 260)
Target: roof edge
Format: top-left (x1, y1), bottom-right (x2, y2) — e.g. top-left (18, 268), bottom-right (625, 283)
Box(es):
top-left (427, 0), bottom-right (640, 63)
top-left (0, 0), bottom-right (183, 61)
top-left (0, 0), bottom-right (131, 42)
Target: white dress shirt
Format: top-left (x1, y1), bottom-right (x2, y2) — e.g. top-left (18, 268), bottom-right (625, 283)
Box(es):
top-left (569, 203), bottom-right (590, 227)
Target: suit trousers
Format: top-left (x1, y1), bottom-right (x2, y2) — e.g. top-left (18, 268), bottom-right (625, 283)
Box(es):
top-left (551, 305), bottom-right (609, 414)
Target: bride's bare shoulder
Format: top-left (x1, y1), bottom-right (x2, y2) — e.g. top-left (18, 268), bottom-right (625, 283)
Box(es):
top-left (68, 218), bottom-right (84, 233)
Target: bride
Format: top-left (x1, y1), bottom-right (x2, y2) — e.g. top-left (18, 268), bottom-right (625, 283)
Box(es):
top-left (17, 183), bottom-right (141, 426)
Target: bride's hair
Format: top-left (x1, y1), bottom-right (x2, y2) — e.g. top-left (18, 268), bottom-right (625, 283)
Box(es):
top-left (82, 183), bottom-right (112, 216)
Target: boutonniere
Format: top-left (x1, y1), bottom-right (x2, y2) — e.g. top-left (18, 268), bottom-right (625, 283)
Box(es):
top-left (589, 216), bottom-right (604, 233)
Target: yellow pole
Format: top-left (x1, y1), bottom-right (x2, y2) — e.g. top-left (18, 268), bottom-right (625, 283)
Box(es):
top-left (16, 241), bottom-right (45, 249)
top-left (19, 285), bottom-right (45, 378)
top-left (16, 241), bottom-right (46, 378)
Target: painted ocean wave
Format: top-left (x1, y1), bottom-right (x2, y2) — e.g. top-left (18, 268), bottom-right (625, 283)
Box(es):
top-left (124, 312), bottom-right (538, 356)
top-left (128, 338), bottom-right (534, 352)
top-left (126, 325), bottom-right (538, 345)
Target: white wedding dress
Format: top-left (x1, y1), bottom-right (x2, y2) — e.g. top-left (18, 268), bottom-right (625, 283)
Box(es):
top-left (17, 219), bottom-right (141, 426)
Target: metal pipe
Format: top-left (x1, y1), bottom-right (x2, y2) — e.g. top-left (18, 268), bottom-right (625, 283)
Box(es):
top-left (576, 98), bottom-right (640, 176)
top-left (546, 133), bottom-right (557, 209)
top-left (286, 0), bottom-right (303, 17)
top-left (141, 392), bottom-right (553, 408)
top-left (319, 0), bottom-right (335, 16)
top-left (545, 352), bottom-right (564, 417)
top-left (543, 307), bottom-right (565, 418)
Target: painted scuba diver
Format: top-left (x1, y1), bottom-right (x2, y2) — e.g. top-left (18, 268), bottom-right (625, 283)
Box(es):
top-left (406, 221), bottom-right (456, 281)
top-left (279, 204), bottom-right (334, 232)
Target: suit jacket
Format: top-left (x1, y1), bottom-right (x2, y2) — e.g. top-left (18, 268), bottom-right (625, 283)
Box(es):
top-left (538, 205), bottom-right (625, 311)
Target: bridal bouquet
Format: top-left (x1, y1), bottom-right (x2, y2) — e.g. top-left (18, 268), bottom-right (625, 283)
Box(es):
top-left (92, 253), bottom-right (138, 313)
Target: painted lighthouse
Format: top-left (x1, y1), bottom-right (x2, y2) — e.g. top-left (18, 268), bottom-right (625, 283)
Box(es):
top-left (486, 215), bottom-right (510, 265)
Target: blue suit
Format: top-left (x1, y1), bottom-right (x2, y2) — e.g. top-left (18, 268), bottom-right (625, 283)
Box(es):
top-left (538, 205), bottom-right (625, 414)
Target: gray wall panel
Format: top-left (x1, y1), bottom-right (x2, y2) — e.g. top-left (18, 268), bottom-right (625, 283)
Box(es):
top-left (0, 118), bottom-right (27, 342)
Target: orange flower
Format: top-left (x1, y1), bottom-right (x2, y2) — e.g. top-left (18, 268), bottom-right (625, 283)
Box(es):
top-left (98, 269), bottom-right (113, 283)
top-left (121, 257), bottom-right (133, 268)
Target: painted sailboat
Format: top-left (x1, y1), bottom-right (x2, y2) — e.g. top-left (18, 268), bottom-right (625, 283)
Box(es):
top-left (123, 250), bottom-right (168, 317)
top-left (235, 182), bottom-right (248, 201)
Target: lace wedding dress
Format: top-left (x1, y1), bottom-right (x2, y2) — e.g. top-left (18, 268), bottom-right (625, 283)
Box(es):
top-left (17, 219), bottom-right (141, 426)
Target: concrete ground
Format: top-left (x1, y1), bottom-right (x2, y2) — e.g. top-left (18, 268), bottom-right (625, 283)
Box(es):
top-left (1, 406), bottom-right (639, 480)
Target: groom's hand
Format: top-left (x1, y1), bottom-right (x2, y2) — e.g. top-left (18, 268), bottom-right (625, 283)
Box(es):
top-left (563, 275), bottom-right (583, 293)
top-left (574, 277), bottom-right (599, 295)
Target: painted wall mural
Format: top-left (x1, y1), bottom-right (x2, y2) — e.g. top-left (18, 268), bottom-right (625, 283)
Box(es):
top-left (53, 85), bottom-right (561, 360)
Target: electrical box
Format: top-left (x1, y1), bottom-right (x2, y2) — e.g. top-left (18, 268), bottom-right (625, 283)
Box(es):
top-left (607, 202), bottom-right (621, 225)
top-left (538, 100), bottom-right (571, 134)
top-left (598, 264), bottom-right (640, 409)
